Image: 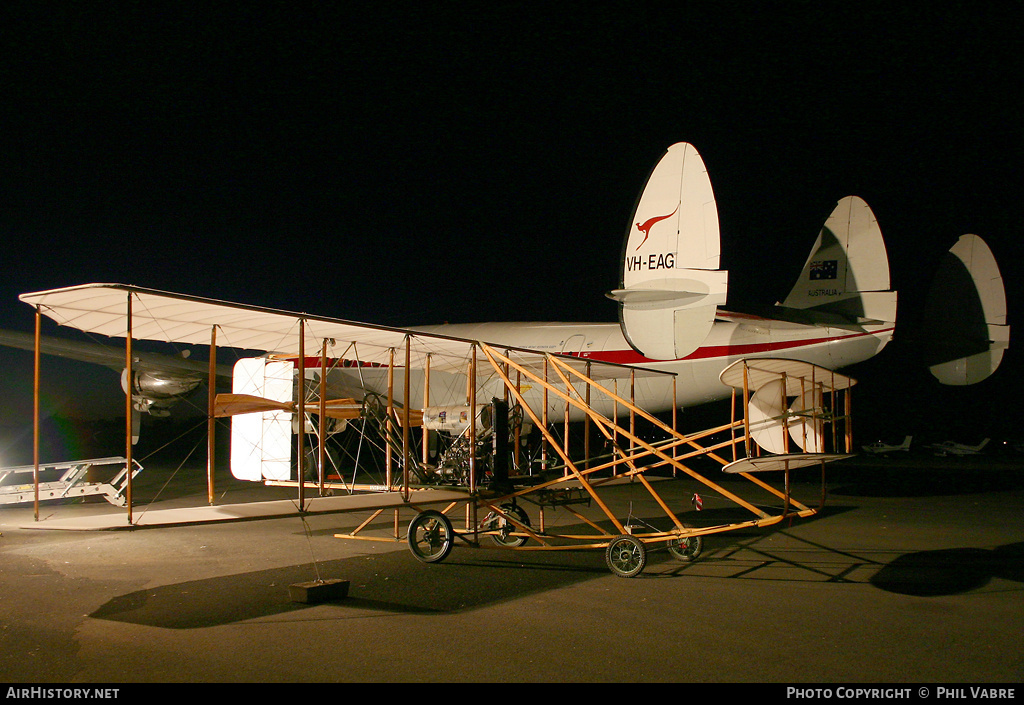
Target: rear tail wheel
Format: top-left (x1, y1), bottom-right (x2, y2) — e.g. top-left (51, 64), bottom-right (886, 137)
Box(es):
top-left (408, 510), bottom-right (454, 563)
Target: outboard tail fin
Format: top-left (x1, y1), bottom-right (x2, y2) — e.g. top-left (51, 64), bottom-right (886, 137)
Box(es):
top-left (607, 143), bottom-right (728, 360)
top-left (780, 196), bottom-right (897, 324)
top-left (923, 234), bottom-right (1009, 385)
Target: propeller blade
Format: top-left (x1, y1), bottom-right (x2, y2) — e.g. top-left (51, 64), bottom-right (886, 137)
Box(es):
top-left (214, 393), bottom-right (294, 417)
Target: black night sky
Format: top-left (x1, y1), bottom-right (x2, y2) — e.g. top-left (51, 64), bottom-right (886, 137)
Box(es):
top-left (0, 4), bottom-right (1020, 452)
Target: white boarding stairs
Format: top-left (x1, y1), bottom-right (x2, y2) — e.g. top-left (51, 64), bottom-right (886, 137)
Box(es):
top-left (0, 457), bottom-right (142, 506)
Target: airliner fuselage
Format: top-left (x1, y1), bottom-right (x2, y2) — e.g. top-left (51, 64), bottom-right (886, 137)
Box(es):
top-left (407, 311), bottom-right (894, 415)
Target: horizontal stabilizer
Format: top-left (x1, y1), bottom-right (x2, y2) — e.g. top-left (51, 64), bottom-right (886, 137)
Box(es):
top-left (923, 234), bottom-right (1010, 385)
top-left (608, 270), bottom-right (728, 308)
top-left (611, 143), bottom-right (727, 360)
top-left (609, 270), bottom-right (728, 361)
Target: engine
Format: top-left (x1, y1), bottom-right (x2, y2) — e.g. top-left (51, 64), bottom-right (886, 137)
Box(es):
top-left (120, 368), bottom-right (203, 416)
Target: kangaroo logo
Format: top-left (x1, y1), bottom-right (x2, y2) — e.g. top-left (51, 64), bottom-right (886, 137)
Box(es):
top-left (635, 205), bottom-right (678, 250)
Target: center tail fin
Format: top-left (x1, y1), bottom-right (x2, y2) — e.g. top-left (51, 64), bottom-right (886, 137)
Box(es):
top-left (607, 142), bottom-right (728, 360)
top-left (779, 196), bottom-right (897, 325)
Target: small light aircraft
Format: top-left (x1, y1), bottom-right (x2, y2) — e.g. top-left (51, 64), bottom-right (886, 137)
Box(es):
top-left (10, 143), bottom-right (1011, 576)
top-left (862, 436), bottom-right (913, 455)
top-left (927, 438), bottom-right (991, 457)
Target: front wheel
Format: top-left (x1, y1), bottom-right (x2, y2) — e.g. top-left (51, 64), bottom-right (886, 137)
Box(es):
top-left (605, 534), bottom-right (647, 578)
top-left (408, 510), bottom-right (454, 564)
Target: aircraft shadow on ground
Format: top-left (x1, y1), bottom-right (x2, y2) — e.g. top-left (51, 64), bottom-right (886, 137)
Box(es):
top-left (684, 507), bottom-right (1024, 597)
top-left (828, 461), bottom-right (1024, 498)
top-left (88, 545), bottom-right (622, 629)
top-left (869, 542), bottom-right (1024, 596)
top-left (88, 506), bottom-right (858, 629)
top-left (90, 494), bottom-right (1017, 625)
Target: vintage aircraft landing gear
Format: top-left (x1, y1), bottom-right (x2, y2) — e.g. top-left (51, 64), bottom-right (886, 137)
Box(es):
top-left (668, 533), bottom-right (703, 562)
top-left (605, 534), bottom-right (647, 578)
top-left (408, 510), bottom-right (454, 564)
top-left (483, 502), bottom-right (530, 547)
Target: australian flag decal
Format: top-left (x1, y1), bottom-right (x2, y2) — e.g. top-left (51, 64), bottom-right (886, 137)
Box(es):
top-left (809, 259), bottom-right (838, 280)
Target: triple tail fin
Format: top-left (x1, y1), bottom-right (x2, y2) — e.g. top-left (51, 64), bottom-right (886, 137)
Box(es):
top-left (922, 234), bottom-right (1009, 385)
top-left (607, 143), bottom-right (728, 360)
top-left (779, 195), bottom-right (897, 325)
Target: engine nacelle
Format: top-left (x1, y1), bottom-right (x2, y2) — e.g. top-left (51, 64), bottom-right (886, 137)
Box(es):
top-left (121, 368), bottom-right (203, 416)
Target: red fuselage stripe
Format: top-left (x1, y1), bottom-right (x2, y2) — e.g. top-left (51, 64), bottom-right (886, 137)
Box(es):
top-left (576, 328), bottom-right (893, 365)
top-left (280, 326), bottom-right (894, 369)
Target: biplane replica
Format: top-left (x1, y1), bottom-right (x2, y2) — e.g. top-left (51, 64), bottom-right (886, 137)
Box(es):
top-left (12, 143), bottom-right (1008, 577)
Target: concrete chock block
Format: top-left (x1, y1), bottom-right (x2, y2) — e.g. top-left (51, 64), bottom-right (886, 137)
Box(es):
top-left (289, 579), bottom-right (350, 604)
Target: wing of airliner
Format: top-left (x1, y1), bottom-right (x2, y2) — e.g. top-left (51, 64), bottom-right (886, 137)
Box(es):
top-left (0, 327), bottom-right (232, 419)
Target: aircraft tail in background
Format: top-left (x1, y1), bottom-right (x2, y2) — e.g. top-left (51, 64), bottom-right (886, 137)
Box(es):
top-left (922, 234), bottom-right (1010, 386)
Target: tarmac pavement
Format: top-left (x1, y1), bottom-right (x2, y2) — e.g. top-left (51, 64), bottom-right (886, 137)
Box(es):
top-left (1, 454), bottom-right (1022, 684)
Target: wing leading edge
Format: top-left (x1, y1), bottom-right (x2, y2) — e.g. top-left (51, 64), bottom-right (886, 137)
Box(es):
top-left (19, 283), bottom-right (673, 383)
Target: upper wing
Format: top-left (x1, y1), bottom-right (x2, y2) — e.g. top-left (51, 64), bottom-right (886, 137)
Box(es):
top-left (19, 283), bottom-right (671, 384)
